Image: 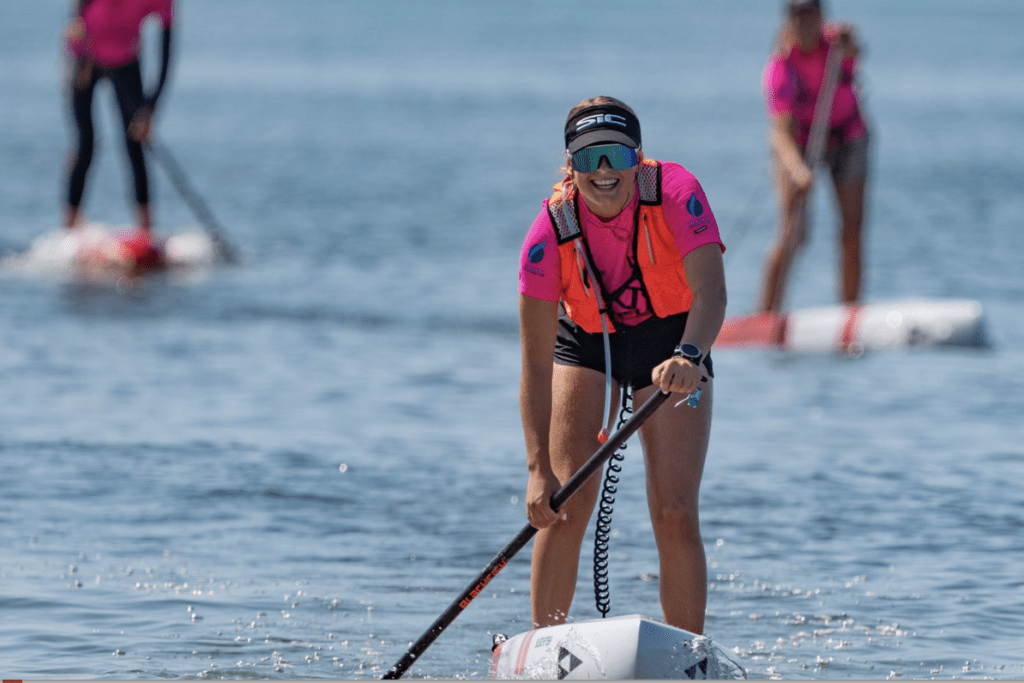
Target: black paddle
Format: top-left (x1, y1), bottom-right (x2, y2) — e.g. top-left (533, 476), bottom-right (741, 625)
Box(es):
top-left (145, 139), bottom-right (237, 264)
top-left (382, 385), bottom-right (702, 679)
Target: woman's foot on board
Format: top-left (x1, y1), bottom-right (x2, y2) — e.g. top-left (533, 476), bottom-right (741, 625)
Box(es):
top-left (64, 205), bottom-right (82, 230)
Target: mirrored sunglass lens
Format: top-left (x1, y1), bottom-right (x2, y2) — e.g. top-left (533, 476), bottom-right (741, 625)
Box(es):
top-left (609, 146), bottom-right (639, 169)
top-left (572, 145), bottom-right (637, 172)
top-left (571, 148), bottom-right (600, 173)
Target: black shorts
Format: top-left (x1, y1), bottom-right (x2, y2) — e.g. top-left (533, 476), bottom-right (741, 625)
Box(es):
top-left (553, 311), bottom-right (714, 390)
top-left (824, 131), bottom-right (870, 185)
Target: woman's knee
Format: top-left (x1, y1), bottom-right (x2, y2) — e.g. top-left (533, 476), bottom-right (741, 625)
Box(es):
top-left (774, 223), bottom-right (805, 258)
top-left (124, 136), bottom-right (145, 161)
top-left (72, 111), bottom-right (95, 151)
top-left (649, 501), bottom-right (701, 540)
top-left (841, 227), bottom-right (861, 251)
top-left (551, 483), bottom-right (599, 531)
top-left (69, 138), bottom-right (94, 168)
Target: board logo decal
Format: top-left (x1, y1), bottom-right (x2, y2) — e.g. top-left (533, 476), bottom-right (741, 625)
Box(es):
top-left (557, 646), bottom-right (583, 679)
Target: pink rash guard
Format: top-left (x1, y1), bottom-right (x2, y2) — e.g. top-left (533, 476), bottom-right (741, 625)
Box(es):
top-left (68, 0), bottom-right (174, 68)
top-left (763, 27), bottom-right (866, 147)
top-left (518, 161), bottom-right (725, 327)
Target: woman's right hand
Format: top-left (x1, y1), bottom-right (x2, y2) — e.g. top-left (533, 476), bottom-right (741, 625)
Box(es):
top-left (773, 114), bottom-right (814, 195)
top-left (525, 467), bottom-right (561, 529)
top-left (790, 160), bottom-right (814, 194)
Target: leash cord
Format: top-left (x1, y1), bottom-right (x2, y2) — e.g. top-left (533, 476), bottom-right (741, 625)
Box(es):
top-left (593, 385), bottom-right (633, 617)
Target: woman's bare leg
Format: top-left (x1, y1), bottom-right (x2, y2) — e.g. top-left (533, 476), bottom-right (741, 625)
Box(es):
top-left (634, 379), bottom-right (713, 634)
top-left (530, 363), bottom-right (617, 627)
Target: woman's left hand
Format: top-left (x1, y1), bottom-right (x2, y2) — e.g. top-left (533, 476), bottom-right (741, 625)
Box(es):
top-left (651, 356), bottom-right (703, 395)
top-left (832, 22), bottom-right (859, 59)
top-left (129, 106), bottom-right (153, 142)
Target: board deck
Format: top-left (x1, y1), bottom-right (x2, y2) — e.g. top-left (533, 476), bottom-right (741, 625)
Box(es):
top-left (716, 298), bottom-right (988, 353)
top-left (490, 614), bottom-right (730, 680)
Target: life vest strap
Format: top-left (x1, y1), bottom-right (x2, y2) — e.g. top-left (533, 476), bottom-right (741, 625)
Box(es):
top-left (637, 161), bottom-right (660, 205)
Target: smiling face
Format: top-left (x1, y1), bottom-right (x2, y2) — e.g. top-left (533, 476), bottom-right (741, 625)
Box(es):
top-left (570, 152), bottom-right (642, 219)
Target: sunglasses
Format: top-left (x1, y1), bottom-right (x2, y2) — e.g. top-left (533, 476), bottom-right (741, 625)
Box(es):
top-left (568, 144), bottom-right (640, 173)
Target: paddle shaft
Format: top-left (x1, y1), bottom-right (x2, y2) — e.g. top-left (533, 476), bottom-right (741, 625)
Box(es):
top-left (795, 42), bottom-right (844, 221)
top-left (381, 388), bottom-right (676, 679)
top-left (146, 140), bottom-right (236, 264)
top-left (804, 42), bottom-right (844, 170)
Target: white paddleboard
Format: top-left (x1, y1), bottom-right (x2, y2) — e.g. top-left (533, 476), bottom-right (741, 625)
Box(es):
top-left (490, 614), bottom-right (737, 680)
top-left (716, 298), bottom-right (988, 353)
top-left (2, 224), bottom-right (220, 278)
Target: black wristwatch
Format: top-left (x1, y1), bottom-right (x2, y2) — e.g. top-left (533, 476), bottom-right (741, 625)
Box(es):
top-left (673, 342), bottom-right (703, 369)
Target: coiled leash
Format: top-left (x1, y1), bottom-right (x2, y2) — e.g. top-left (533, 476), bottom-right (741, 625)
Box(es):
top-left (593, 385), bottom-right (633, 617)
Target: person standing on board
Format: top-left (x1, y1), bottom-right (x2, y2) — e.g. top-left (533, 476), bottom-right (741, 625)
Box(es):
top-left (518, 96), bottom-right (727, 634)
top-left (758, 0), bottom-right (869, 312)
top-left (63, 0), bottom-right (175, 265)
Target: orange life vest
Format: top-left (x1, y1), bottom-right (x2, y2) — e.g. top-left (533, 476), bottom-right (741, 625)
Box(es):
top-left (548, 159), bottom-right (693, 334)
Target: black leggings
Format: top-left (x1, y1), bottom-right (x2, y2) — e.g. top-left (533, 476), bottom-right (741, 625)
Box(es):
top-left (67, 58), bottom-right (149, 208)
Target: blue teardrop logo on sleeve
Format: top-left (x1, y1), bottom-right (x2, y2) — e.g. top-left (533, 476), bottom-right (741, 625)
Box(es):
top-left (687, 193), bottom-right (704, 217)
top-left (528, 241), bottom-right (546, 264)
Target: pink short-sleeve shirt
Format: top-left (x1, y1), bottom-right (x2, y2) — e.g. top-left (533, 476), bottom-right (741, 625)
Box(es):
top-left (69, 0), bottom-right (174, 68)
top-left (763, 31), bottom-right (865, 146)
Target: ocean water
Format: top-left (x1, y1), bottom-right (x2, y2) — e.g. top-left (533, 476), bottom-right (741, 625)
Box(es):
top-left (2, 0), bottom-right (1023, 679)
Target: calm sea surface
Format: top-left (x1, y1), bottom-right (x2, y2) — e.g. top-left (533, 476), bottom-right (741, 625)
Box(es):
top-left (2, 0), bottom-right (1023, 679)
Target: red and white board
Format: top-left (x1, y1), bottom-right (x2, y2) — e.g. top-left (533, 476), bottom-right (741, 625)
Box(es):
top-left (716, 298), bottom-right (988, 353)
top-left (2, 224), bottom-right (219, 278)
top-left (490, 614), bottom-right (733, 680)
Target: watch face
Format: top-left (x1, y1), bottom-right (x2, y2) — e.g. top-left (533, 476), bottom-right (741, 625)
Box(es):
top-left (679, 343), bottom-right (701, 359)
